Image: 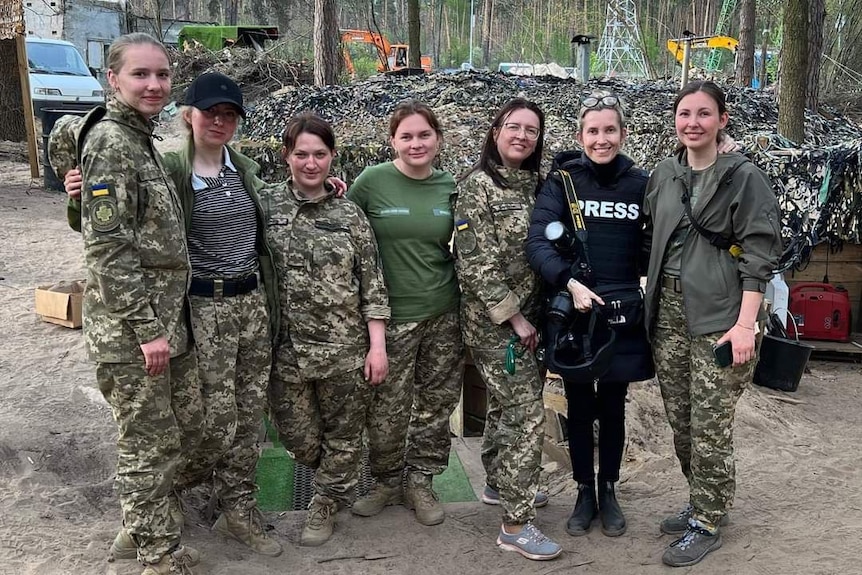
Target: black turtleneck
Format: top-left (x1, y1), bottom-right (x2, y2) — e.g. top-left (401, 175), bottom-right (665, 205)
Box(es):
top-left (588, 154), bottom-right (622, 187)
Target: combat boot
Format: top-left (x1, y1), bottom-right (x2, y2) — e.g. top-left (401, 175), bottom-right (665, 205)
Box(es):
top-left (300, 494), bottom-right (338, 546)
top-left (565, 483), bottom-right (597, 536)
top-left (213, 506), bottom-right (283, 556)
top-left (109, 503), bottom-right (188, 563)
top-left (598, 481), bottom-right (626, 537)
top-left (404, 473), bottom-right (444, 526)
top-left (351, 483), bottom-right (403, 517)
top-left (140, 545), bottom-right (199, 575)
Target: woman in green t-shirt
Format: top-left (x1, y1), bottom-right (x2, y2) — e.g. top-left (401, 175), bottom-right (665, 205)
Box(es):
top-left (348, 100), bottom-right (465, 526)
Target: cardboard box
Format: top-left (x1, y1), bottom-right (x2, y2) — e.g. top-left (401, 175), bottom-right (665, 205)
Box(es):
top-left (35, 280), bottom-right (85, 328)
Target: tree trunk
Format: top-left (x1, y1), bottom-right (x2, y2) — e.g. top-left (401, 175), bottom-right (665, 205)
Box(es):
top-left (0, 39), bottom-right (27, 143)
top-left (807, 0), bottom-right (825, 110)
top-left (313, 0), bottom-right (340, 86)
top-left (778, 0), bottom-right (808, 144)
top-left (482, 0), bottom-right (494, 67)
top-left (407, 0), bottom-right (421, 68)
top-left (734, 0), bottom-right (755, 86)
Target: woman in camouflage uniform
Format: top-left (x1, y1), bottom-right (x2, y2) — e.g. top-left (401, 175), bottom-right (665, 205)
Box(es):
top-left (452, 98), bottom-right (562, 561)
top-left (68, 33), bottom-right (203, 575)
top-left (264, 113), bottom-right (390, 547)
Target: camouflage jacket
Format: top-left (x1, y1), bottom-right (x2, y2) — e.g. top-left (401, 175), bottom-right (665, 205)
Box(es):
top-left (260, 180), bottom-right (390, 379)
top-left (79, 98), bottom-right (191, 362)
top-left (453, 166), bottom-right (542, 349)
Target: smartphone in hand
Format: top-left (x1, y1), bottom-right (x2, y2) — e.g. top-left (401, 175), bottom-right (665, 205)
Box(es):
top-left (713, 341), bottom-right (733, 368)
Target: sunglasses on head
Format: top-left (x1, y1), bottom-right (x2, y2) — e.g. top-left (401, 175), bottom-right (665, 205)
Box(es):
top-left (582, 95), bottom-right (619, 108)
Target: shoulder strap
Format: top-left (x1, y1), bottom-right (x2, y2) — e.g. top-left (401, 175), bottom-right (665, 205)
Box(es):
top-left (557, 169), bottom-right (587, 234)
top-left (680, 167), bottom-right (744, 257)
top-left (75, 106), bottom-right (108, 167)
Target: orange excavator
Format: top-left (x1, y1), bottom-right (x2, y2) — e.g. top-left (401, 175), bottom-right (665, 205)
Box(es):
top-left (341, 29), bottom-right (432, 77)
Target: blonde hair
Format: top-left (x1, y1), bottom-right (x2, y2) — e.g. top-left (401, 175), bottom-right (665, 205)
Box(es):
top-left (577, 90), bottom-right (627, 133)
top-left (106, 33), bottom-right (170, 75)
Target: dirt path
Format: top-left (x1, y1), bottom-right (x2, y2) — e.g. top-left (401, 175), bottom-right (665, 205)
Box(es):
top-left (0, 159), bottom-right (860, 575)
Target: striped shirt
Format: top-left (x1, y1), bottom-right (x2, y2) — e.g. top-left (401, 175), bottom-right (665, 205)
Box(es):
top-left (187, 149), bottom-right (258, 279)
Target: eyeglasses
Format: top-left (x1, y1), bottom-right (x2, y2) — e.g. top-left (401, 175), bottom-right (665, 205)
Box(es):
top-left (200, 107), bottom-right (240, 123)
top-left (500, 122), bottom-right (541, 140)
top-left (582, 95), bottom-right (619, 109)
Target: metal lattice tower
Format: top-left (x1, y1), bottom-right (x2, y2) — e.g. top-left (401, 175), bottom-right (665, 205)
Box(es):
top-left (706, 0), bottom-right (739, 71)
top-left (596, 0), bottom-right (650, 78)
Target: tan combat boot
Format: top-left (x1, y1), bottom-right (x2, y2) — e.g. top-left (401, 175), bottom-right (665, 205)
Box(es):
top-left (404, 473), bottom-right (444, 526)
top-left (109, 504), bottom-right (186, 562)
top-left (213, 506), bottom-right (283, 557)
top-left (300, 494), bottom-right (338, 546)
top-left (351, 483), bottom-right (403, 517)
top-left (140, 545), bottom-right (199, 575)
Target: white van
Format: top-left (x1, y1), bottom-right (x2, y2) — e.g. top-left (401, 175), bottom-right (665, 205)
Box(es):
top-left (26, 37), bottom-right (105, 120)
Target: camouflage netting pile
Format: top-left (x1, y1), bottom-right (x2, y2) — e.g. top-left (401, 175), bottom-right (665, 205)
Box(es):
top-left (168, 43), bottom-right (313, 104)
top-left (236, 71), bottom-right (862, 247)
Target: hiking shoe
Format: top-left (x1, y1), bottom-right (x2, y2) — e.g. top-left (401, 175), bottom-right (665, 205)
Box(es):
top-left (662, 524), bottom-right (722, 567)
top-left (140, 545), bottom-right (199, 575)
top-left (496, 522), bottom-right (562, 561)
top-left (565, 483), bottom-right (597, 536)
top-left (214, 506), bottom-right (283, 556)
top-left (352, 483), bottom-right (403, 517)
top-left (300, 495), bottom-right (337, 547)
top-left (404, 484), bottom-right (445, 526)
top-left (598, 481), bottom-right (626, 537)
top-left (481, 485), bottom-right (549, 508)
top-left (660, 504), bottom-right (729, 535)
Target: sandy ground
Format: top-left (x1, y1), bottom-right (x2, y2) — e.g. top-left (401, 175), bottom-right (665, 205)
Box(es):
top-left (1, 157), bottom-right (862, 575)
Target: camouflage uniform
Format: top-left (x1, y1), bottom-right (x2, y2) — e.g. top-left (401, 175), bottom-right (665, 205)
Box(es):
top-left (652, 288), bottom-right (754, 527)
top-left (454, 167), bottom-right (545, 525)
top-left (77, 98), bottom-right (203, 564)
top-left (374, 310), bottom-right (465, 488)
top-left (262, 180), bottom-right (390, 504)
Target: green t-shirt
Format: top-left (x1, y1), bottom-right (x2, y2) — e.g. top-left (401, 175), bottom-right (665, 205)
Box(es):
top-left (663, 163), bottom-right (718, 277)
top-left (348, 162), bottom-right (459, 322)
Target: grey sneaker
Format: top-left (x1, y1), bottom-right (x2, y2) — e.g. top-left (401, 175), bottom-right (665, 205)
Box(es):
top-left (660, 504), bottom-right (729, 535)
top-left (404, 484), bottom-right (445, 526)
top-left (301, 495), bottom-right (338, 547)
top-left (662, 525), bottom-right (722, 567)
top-left (496, 522), bottom-right (562, 561)
top-left (481, 485), bottom-right (549, 508)
top-left (351, 483), bottom-right (403, 517)
top-left (214, 506), bottom-right (283, 556)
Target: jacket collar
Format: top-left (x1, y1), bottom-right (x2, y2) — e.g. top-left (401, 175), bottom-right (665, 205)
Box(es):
top-left (190, 146), bottom-right (238, 191)
top-left (552, 149), bottom-right (635, 179)
top-left (105, 96), bottom-right (156, 138)
top-left (670, 149), bottom-right (750, 181)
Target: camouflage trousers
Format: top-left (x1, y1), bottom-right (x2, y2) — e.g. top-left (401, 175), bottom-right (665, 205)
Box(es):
top-left (652, 287), bottom-right (755, 529)
top-left (269, 350), bottom-right (372, 505)
top-left (96, 350), bottom-right (203, 564)
top-left (472, 346), bottom-right (545, 525)
top-left (367, 310), bottom-right (465, 486)
top-left (178, 289), bottom-right (271, 511)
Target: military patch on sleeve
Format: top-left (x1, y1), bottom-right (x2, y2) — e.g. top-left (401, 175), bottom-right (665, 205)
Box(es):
top-left (89, 195), bottom-right (120, 232)
top-left (456, 218), bottom-right (470, 231)
top-left (90, 182), bottom-right (112, 197)
top-left (456, 228), bottom-right (478, 256)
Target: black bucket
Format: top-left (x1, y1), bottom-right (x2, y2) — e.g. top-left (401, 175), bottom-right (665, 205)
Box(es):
top-left (753, 334), bottom-right (813, 392)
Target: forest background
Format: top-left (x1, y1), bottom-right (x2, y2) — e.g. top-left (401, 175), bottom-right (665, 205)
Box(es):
top-left (137, 0), bottom-right (862, 95)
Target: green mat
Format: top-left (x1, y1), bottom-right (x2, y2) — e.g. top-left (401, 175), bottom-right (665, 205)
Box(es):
top-left (433, 449), bottom-right (478, 503)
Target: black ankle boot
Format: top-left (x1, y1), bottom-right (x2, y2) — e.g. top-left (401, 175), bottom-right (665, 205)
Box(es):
top-left (598, 481), bottom-right (627, 537)
top-left (566, 483), bottom-right (597, 536)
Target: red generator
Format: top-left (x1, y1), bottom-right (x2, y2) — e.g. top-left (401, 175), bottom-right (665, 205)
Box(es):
top-left (787, 282), bottom-right (852, 342)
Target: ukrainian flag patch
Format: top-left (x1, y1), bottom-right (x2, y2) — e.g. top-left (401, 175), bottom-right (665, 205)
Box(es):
top-left (456, 218), bottom-right (470, 231)
top-left (91, 183), bottom-right (110, 197)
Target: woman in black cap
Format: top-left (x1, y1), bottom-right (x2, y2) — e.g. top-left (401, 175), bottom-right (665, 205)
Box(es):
top-left (64, 71), bottom-right (284, 557)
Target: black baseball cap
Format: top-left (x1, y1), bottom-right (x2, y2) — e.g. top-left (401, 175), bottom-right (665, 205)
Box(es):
top-left (184, 72), bottom-right (246, 118)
